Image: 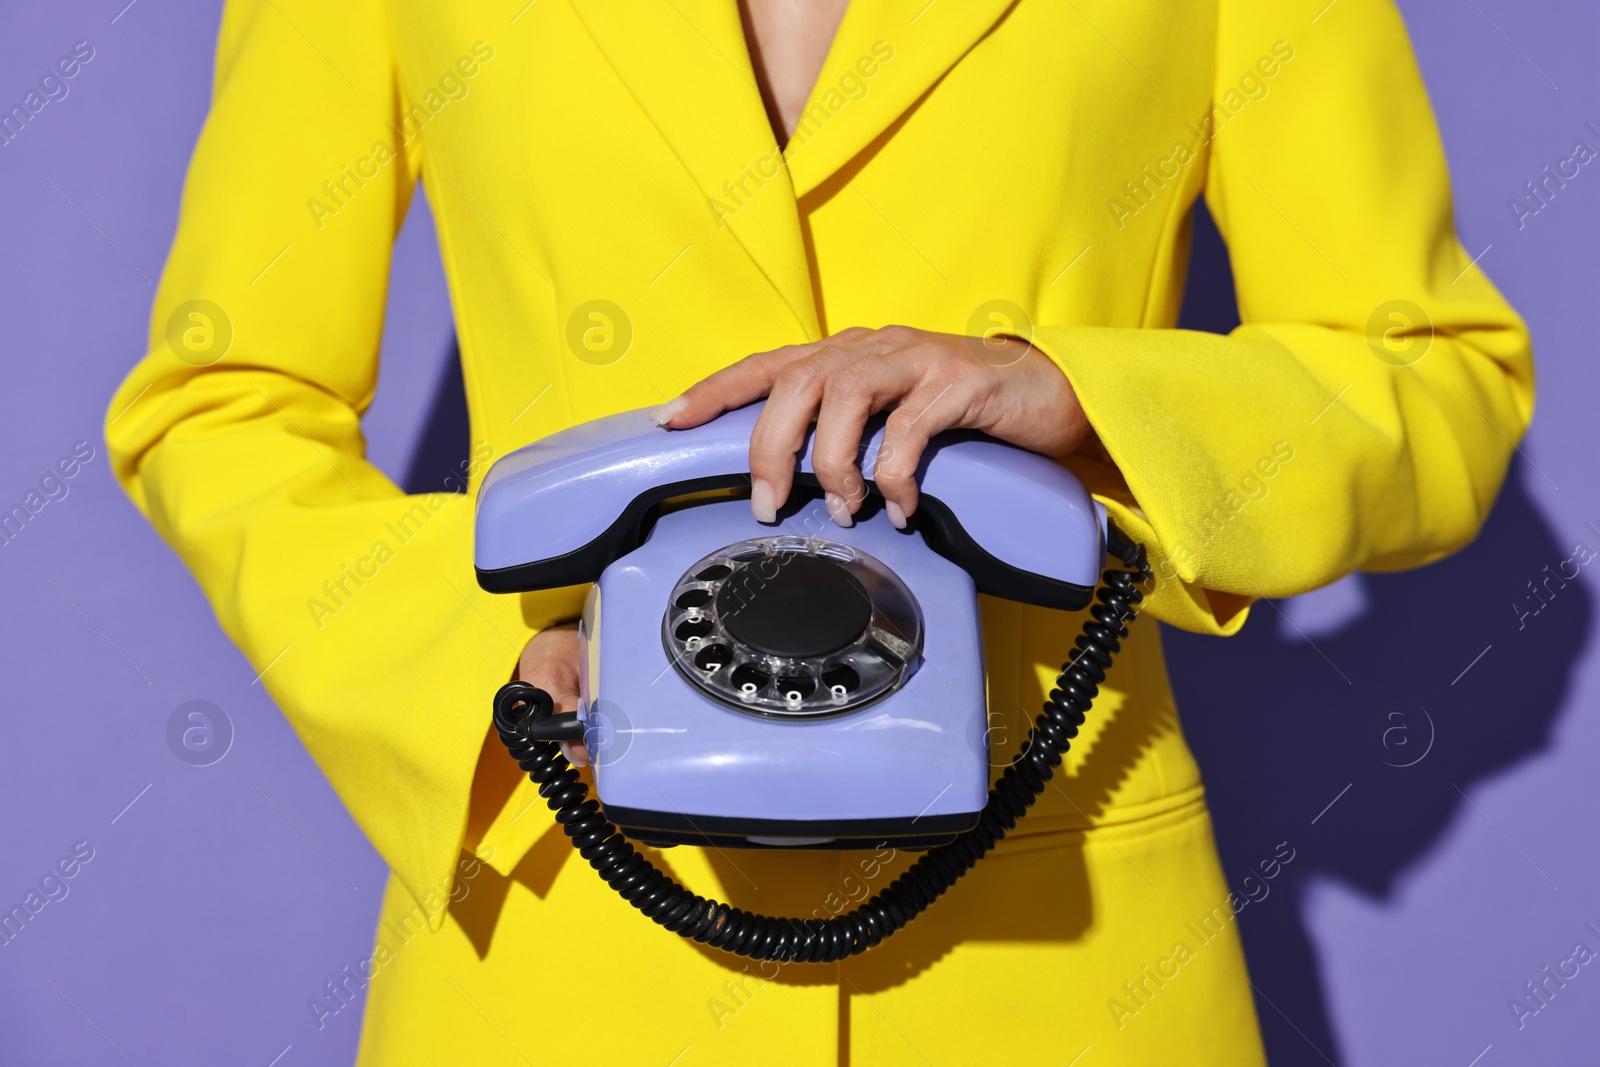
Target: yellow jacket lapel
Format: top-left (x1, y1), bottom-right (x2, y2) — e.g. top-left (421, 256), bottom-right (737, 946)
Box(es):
top-left (567, 0), bottom-right (820, 340)
top-left (786, 0), bottom-right (1019, 198)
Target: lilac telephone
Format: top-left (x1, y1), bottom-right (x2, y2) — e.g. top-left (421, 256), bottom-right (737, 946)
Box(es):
top-left (476, 401), bottom-right (1150, 961)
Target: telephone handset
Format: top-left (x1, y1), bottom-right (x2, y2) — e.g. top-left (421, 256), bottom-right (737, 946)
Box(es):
top-left (474, 400), bottom-right (1107, 608)
top-left (476, 401), bottom-right (1151, 962)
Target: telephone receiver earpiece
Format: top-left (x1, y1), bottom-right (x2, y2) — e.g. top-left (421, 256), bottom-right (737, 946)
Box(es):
top-left (475, 401), bottom-right (1107, 611)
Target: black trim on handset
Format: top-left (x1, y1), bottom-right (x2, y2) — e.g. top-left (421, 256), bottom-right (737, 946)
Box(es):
top-left (474, 475), bottom-right (1097, 612)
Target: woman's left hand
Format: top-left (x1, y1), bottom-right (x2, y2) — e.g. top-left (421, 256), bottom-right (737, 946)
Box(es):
top-left (654, 325), bottom-right (1095, 528)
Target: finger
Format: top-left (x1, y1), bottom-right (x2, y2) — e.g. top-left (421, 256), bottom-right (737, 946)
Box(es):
top-left (518, 634), bottom-right (581, 707)
top-left (746, 331), bottom-right (917, 521)
top-left (656, 345), bottom-right (801, 429)
top-left (517, 627), bottom-right (588, 766)
top-left (746, 346), bottom-right (859, 519)
top-left (656, 328), bottom-right (879, 429)
top-left (872, 375), bottom-right (977, 526)
top-left (810, 355), bottom-right (923, 524)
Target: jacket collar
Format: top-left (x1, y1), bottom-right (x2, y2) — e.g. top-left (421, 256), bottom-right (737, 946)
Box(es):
top-left (567, 0), bottom-right (1017, 337)
top-left (782, 0), bottom-right (1018, 198)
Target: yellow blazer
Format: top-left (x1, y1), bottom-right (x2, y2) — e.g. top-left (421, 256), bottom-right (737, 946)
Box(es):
top-left (107, 0), bottom-right (1531, 1062)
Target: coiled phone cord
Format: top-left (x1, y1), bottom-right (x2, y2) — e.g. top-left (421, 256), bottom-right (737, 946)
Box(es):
top-left (493, 524), bottom-right (1152, 963)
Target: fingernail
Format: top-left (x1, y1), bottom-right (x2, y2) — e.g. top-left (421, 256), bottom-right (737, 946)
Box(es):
top-left (751, 479), bottom-right (778, 523)
top-left (560, 741), bottom-right (588, 768)
top-left (652, 396), bottom-right (689, 426)
top-left (886, 501), bottom-right (907, 530)
top-left (825, 493), bottom-right (854, 528)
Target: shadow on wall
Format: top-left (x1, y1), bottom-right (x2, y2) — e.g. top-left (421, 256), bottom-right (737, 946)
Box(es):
top-left (1170, 201), bottom-right (1588, 1065)
top-left (400, 202), bottom-right (1586, 1065)
top-left (401, 336), bottom-right (470, 495)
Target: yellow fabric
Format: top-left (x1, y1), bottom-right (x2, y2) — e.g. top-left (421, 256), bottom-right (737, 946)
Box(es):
top-left (105, 0), bottom-right (1530, 1062)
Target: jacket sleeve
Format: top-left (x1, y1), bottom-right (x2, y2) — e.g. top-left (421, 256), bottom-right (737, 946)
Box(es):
top-left (1033, 0), bottom-right (1534, 635)
top-left (103, 0), bottom-right (569, 925)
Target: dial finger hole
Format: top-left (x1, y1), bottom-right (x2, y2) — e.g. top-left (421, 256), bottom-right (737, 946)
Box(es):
top-left (693, 642), bottom-right (730, 671)
top-left (675, 617), bottom-right (715, 642)
top-left (821, 663), bottom-right (860, 693)
top-left (775, 675), bottom-right (815, 700)
top-left (731, 663), bottom-right (771, 691)
top-left (675, 587), bottom-right (713, 609)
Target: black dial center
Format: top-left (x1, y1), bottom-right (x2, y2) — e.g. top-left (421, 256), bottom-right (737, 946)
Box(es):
top-left (715, 553), bottom-right (872, 659)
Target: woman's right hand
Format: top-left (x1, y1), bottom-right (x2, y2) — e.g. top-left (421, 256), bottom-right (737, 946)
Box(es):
top-left (516, 623), bottom-right (588, 766)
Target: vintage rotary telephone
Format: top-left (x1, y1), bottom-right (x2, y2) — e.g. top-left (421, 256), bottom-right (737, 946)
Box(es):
top-left (476, 402), bottom-right (1150, 962)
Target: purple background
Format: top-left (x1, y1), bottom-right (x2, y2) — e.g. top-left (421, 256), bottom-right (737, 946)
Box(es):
top-left (1, 1), bottom-right (1594, 1063)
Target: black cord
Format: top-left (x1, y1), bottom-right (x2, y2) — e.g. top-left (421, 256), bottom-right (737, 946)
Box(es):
top-left (493, 524), bottom-right (1152, 963)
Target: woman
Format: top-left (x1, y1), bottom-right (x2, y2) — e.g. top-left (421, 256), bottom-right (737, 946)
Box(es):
top-left (106, 0), bottom-right (1531, 1062)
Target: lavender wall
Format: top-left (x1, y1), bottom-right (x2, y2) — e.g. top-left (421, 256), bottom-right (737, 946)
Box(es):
top-left (0, 2), bottom-right (1593, 1064)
